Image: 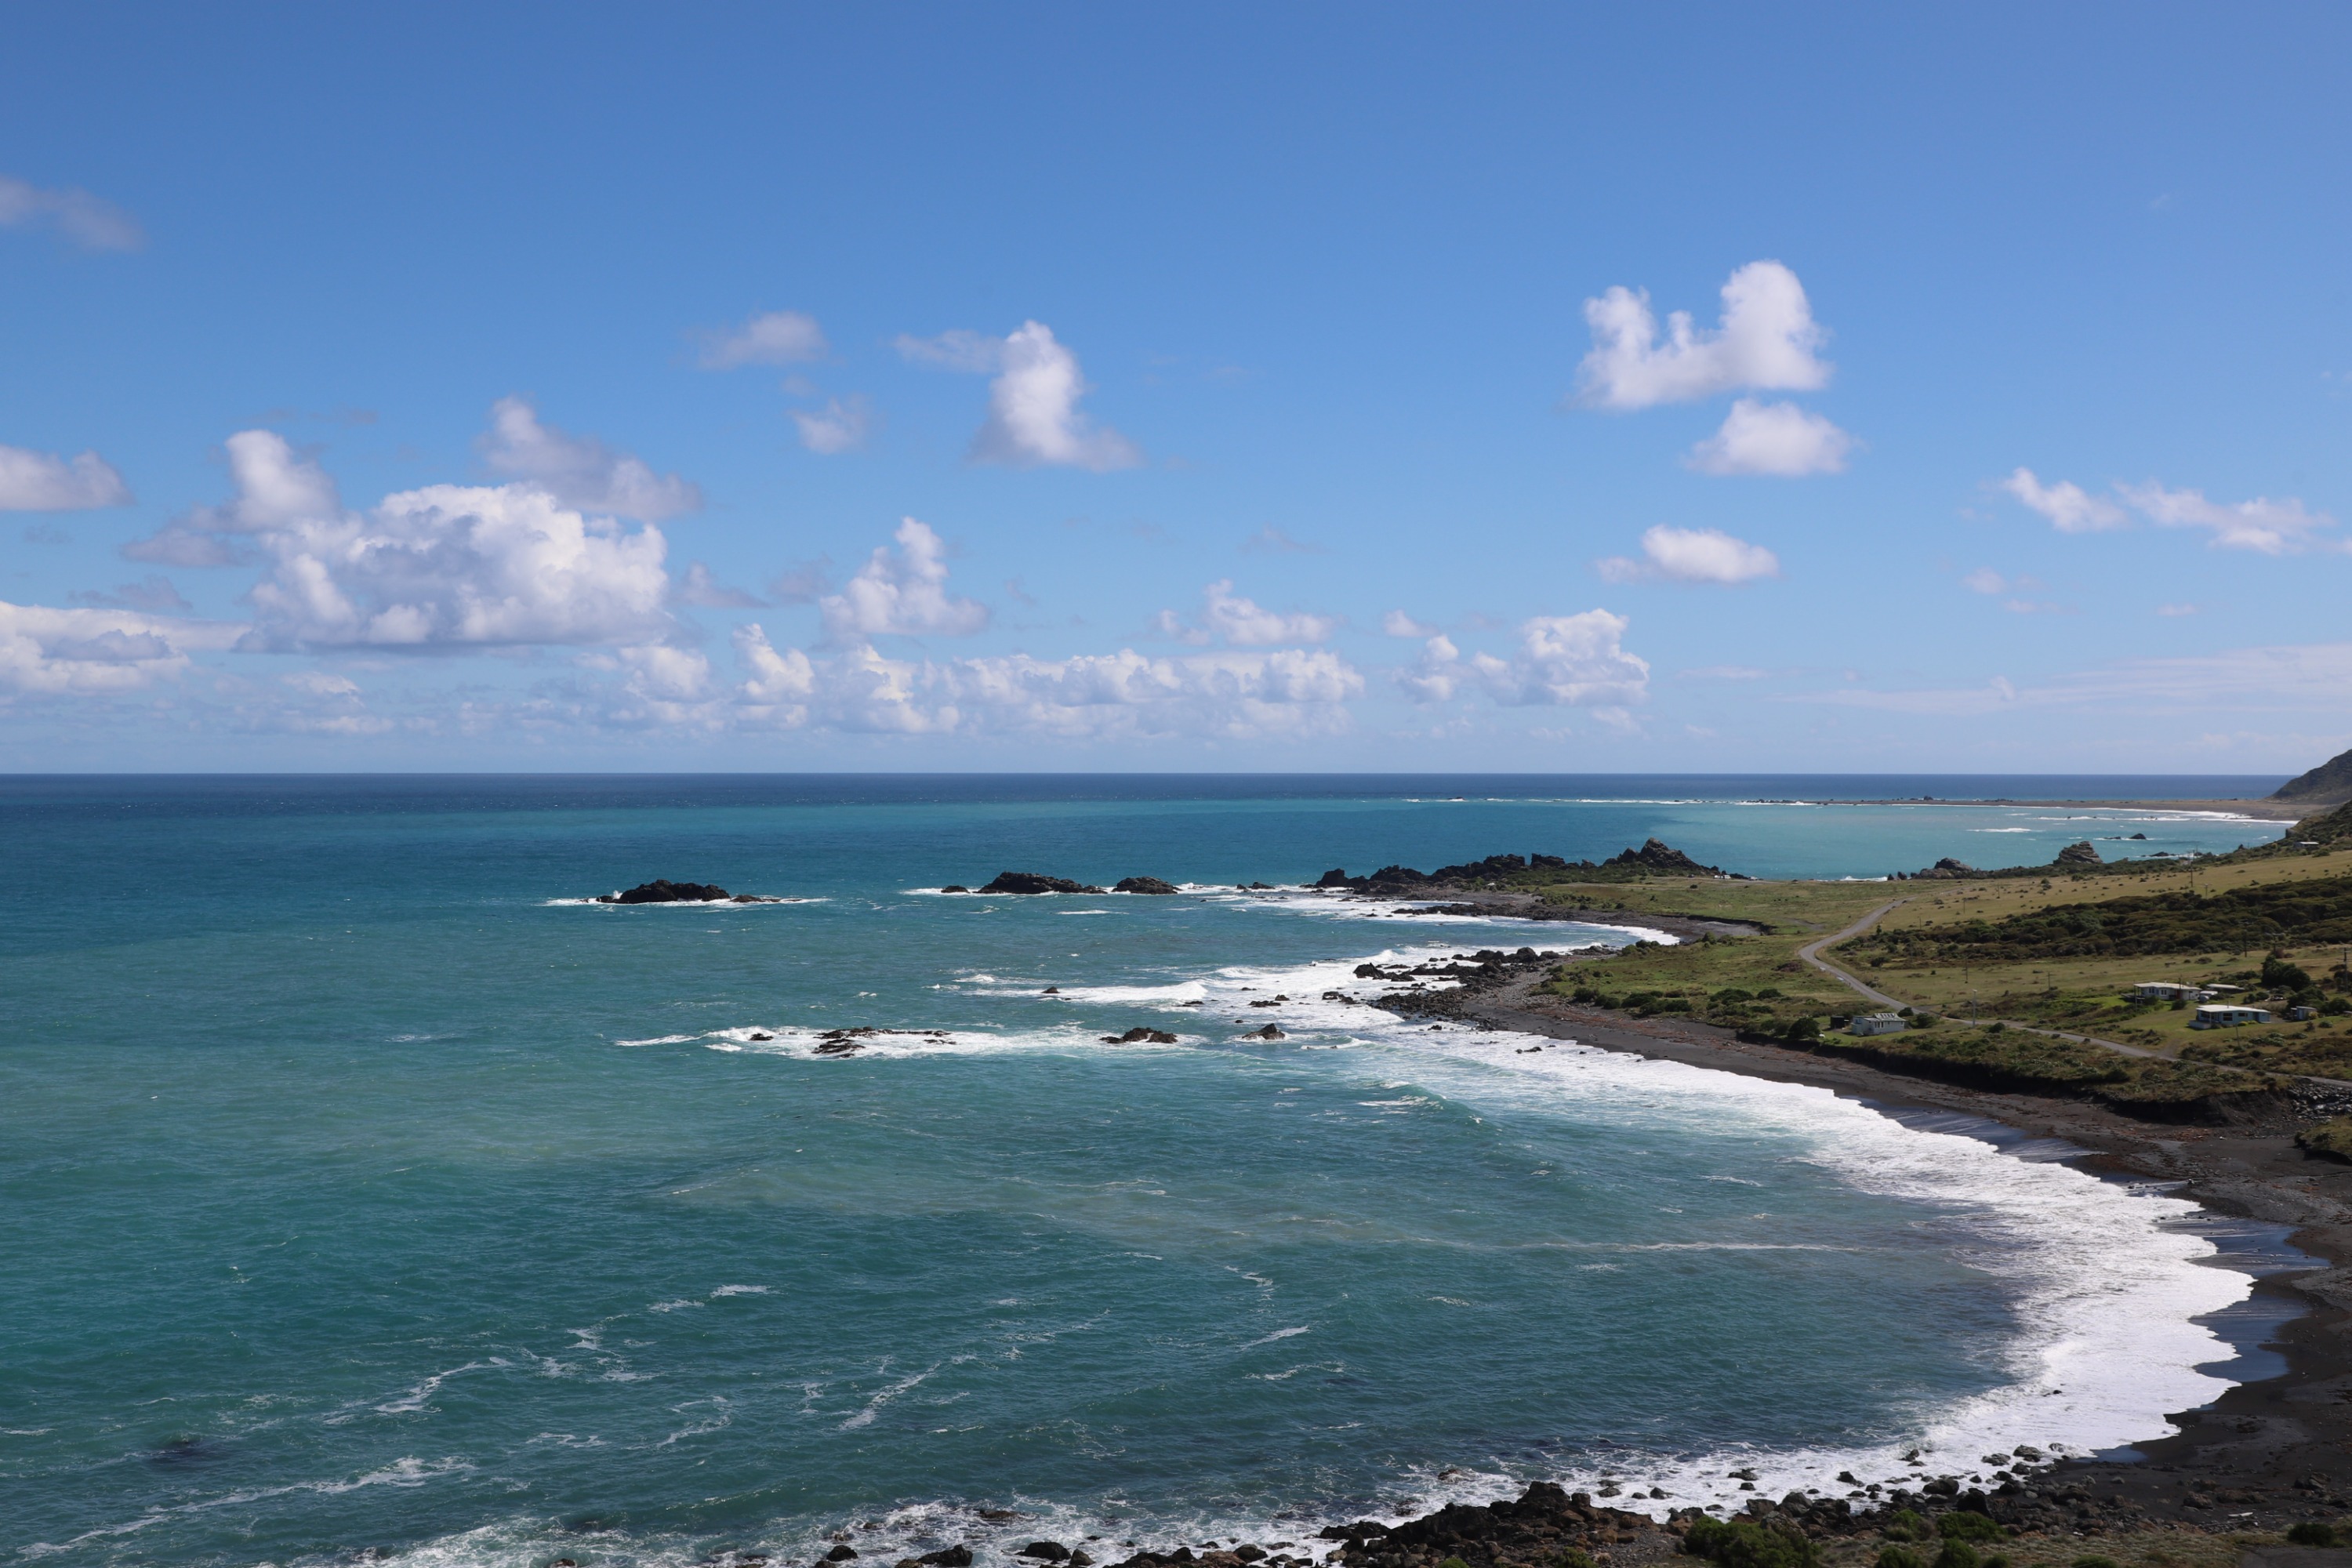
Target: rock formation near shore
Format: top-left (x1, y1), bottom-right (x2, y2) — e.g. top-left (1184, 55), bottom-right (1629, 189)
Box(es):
top-left (1112, 876), bottom-right (1178, 895)
top-left (597, 880), bottom-right (731, 903)
top-left (978, 871), bottom-right (1105, 895)
top-left (1314, 840), bottom-right (1730, 892)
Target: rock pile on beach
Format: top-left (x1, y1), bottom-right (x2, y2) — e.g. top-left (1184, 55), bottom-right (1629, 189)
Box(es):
top-left (1068, 1465), bottom-right (2345, 1568)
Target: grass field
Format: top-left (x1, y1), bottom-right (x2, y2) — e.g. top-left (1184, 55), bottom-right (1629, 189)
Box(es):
top-left (1513, 837), bottom-right (2352, 1098)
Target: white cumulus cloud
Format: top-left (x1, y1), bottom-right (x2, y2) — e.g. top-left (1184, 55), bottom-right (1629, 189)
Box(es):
top-left (1686, 398), bottom-right (1852, 477)
top-left (0, 443), bottom-right (132, 510)
top-left (819, 518), bottom-right (989, 641)
top-left (0, 172), bottom-right (144, 252)
top-left (1156, 580), bottom-right (1338, 647)
top-left (246, 483), bottom-right (675, 651)
top-left (0, 601), bottom-right (239, 695)
top-left (2001, 468), bottom-right (2127, 533)
top-left (792, 394), bottom-right (873, 455)
top-left (697, 310), bottom-right (829, 369)
top-left (1381, 609), bottom-right (1438, 637)
top-left (479, 397), bottom-right (701, 521)
top-left (1596, 525), bottom-right (1780, 585)
top-left (897, 320), bottom-right (1140, 470)
top-left (133, 430), bottom-right (679, 652)
top-left (1399, 611), bottom-right (1650, 708)
top-left (1577, 260), bottom-right (1831, 410)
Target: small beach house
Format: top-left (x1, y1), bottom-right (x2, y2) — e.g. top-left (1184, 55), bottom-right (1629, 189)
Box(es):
top-left (1848, 1013), bottom-right (1907, 1036)
top-left (2129, 982), bottom-right (2206, 1002)
top-left (2190, 1004), bottom-right (2273, 1029)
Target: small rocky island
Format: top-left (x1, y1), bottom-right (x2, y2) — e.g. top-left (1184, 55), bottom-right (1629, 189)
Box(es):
top-left (949, 871), bottom-right (1181, 895)
top-left (594, 880), bottom-right (784, 904)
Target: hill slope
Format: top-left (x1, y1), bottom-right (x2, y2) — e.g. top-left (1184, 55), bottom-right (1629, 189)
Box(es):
top-left (2274, 745), bottom-right (2352, 804)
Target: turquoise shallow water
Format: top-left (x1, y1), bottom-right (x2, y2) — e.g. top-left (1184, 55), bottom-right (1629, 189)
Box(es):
top-left (0, 776), bottom-right (2288, 1568)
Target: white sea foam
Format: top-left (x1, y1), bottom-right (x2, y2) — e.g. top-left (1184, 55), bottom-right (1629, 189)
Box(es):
top-left (373, 1358), bottom-right (508, 1415)
top-left (1197, 884), bottom-right (1683, 943)
top-left (20, 1457), bottom-right (475, 1557)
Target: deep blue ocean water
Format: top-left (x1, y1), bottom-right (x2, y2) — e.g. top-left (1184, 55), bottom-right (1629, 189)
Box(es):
top-left (0, 776), bottom-right (2290, 1568)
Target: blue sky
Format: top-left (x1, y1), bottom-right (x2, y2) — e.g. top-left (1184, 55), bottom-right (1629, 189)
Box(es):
top-left (4, 4), bottom-right (2348, 771)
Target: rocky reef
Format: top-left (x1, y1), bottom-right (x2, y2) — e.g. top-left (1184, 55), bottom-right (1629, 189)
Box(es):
top-left (1316, 841), bottom-right (1730, 893)
top-left (965, 871), bottom-right (1181, 895)
top-left (595, 880), bottom-right (783, 904)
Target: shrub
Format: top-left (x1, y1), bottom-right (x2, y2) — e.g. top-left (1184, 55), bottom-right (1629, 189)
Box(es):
top-left (1786, 1017), bottom-right (1822, 1041)
top-left (1682, 1515), bottom-right (1817, 1568)
top-left (1875, 1550), bottom-right (1925, 1568)
top-left (1548, 1551), bottom-right (1595, 1568)
top-left (1878, 1510), bottom-right (1930, 1544)
top-left (2285, 1523), bottom-right (2337, 1546)
top-left (2265, 956), bottom-right (2316, 992)
top-left (1936, 1513), bottom-right (2004, 1544)
top-left (2071, 1555), bottom-right (2120, 1568)
top-left (1755, 987), bottom-right (1783, 1000)
top-left (1933, 1544), bottom-right (1978, 1568)
top-left (1439, 1558), bottom-right (1473, 1568)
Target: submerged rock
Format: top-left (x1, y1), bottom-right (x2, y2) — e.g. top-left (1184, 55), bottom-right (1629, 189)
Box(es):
top-left (1102, 1027), bottom-right (1178, 1044)
top-left (1113, 876), bottom-right (1178, 895)
top-left (1248, 1023), bottom-right (1285, 1040)
top-left (978, 871), bottom-right (1105, 895)
top-left (1016, 1546), bottom-right (1069, 1563)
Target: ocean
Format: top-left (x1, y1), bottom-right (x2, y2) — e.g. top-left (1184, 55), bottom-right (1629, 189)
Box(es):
top-left (0, 774), bottom-right (2298, 1568)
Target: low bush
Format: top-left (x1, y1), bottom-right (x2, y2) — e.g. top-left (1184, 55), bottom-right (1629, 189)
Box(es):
top-left (1936, 1513), bottom-right (2005, 1544)
top-left (1933, 1542), bottom-right (1979, 1568)
top-left (1875, 1550), bottom-right (1924, 1568)
top-left (1878, 1511), bottom-right (1930, 1544)
top-left (2285, 1522), bottom-right (2337, 1546)
top-left (1682, 1515), bottom-right (1818, 1568)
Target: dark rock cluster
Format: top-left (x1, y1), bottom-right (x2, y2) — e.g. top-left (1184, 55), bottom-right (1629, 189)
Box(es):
top-left (957, 871), bottom-right (1183, 895)
top-left (982, 872), bottom-right (1105, 895)
top-left (1315, 841), bottom-right (1728, 893)
top-left (597, 880), bottom-right (733, 903)
top-left (809, 1027), bottom-right (951, 1057)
